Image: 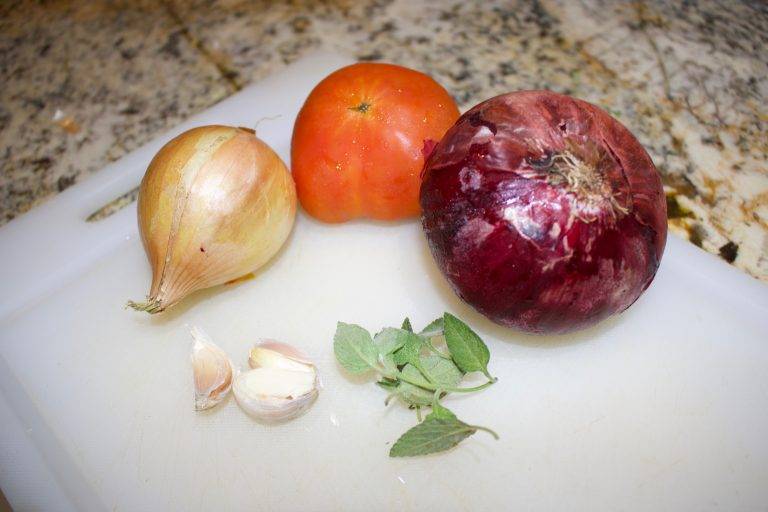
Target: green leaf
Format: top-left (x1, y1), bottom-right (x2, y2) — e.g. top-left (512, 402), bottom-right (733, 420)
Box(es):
top-left (419, 317), bottom-right (444, 337)
top-left (333, 322), bottom-right (379, 374)
top-left (374, 327), bottom-right (409, 356)
top-left (380, 353), bottom-right (398, 376)
top-left (395, 381), bottom-right (434, 407)
top-left (392, 365), bottom-right (434, 407)
top-left (400, 364), bottom-right (431, 388)
top-left (426, 342), bottom-right (452, 360)
top-left (376, 379), bottom-right (398, 391)
top-left (429, 401), bottom-right (457, 420)
top-left (334, 313), bottom-right (497, 458)
top-left (391, 331), bottom-right (424, 367)
top-left (389, 414), bottom-right (476, 457)
top-left (443, 313), bottom-right (492, 379)
top-left (419, 355), bottom-right (463, 389)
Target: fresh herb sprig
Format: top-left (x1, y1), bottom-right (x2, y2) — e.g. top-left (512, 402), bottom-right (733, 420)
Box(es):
top-left (334, 312), bottom-right (498, 457)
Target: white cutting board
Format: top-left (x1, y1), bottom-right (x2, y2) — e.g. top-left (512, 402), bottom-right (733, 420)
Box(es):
top-left (1, 52), bottom-right (767, 512)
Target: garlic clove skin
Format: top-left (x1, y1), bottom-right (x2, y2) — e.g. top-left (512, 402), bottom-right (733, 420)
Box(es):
top-left (190, 326), bottom-right (234, 411)
top-left (249, 340), bottom-right (315, 372)
top-left (235, 389), bottom-right (319, 423)
top-left (233, 366), bottom-right (319, 422)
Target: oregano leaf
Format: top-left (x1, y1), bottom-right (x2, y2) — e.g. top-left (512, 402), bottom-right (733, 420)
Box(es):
top-left (380, 353), bottom-right (398, 376)
top-left (376, 379), bottom-right (398, 391)
top-left (420, 317), bottom-right (444, 337)
top-left (419, 354), bottom-right (463, 389)
top-left (400, 363), bottom-right (431, 388)
top-left (374, 327), bottom-right (409, 356)
top-left (333, 313), bottom-right (498, 457)
top-left (395, 380), bottom-right (434, 407)
top-left (389, 415), bottom-right (476, 457)
top-left (443, 313), bottom-right (493, 379)
top-left (333, 322), bottom-right (379, 374)
top-left (429, 401), bottom-right (457, 420)
top-left (391, 331), bottom-right (424, 367)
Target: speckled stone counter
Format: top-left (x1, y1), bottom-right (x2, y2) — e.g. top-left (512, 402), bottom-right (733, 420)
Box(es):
top-left (1, 0), bottom-right (766, 281)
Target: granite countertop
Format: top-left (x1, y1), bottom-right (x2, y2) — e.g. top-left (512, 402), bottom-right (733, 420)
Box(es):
top-left (1, 0), bottom-right (766, 281)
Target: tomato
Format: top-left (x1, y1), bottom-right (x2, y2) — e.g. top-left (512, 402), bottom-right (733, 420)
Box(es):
top-left (290, 63), bottom-right (460, 222)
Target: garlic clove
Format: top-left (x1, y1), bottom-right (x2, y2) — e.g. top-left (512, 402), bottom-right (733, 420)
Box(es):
top-left (238, 367), bottom-right (316, 398)
top-left (235, 391), bottom-right (318, 423)
top-left (190, 326), bottom-right (233, 411)
top-left (249, 341), bottom-right (315, 372)
top-left (233, 367), bottom-right (319, 422)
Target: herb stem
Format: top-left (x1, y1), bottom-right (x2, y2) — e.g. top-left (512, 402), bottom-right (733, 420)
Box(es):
top-left (470, 424), bottom-right (500, 440)
top-left (394, 371), bottom-right (437, 390)
top-left (445, 378), bottom-right (497, 393)
top-left (425, 339), bottom-right (452, 360)
top-left (432, 390), bottom-right (442, 409)
top-left (394, 370), bottom-right (496, 394)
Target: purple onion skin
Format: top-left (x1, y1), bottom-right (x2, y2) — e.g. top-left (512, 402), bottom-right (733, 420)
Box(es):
top-left (420, 91), bottom-right (667, 334)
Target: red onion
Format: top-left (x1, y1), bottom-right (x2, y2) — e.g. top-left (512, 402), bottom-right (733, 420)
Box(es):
top-left (420, 91), bottom-right (667, 334)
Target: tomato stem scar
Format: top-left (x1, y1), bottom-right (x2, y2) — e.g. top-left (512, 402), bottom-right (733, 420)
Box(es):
top-left (350, 102), bottom-right (371, 113)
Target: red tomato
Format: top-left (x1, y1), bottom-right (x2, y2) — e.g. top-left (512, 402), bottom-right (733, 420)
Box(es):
top-left (291, 62), bottom-right (460, 222)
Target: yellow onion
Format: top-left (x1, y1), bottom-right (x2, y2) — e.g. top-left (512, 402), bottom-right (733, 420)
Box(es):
top-left (128, 125), bottom-right (297, 313)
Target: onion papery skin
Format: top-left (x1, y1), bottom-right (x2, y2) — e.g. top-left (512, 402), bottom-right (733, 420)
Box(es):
top-left (420, 91), bottom-right (667, 334)
top-left (131, 125), bottom-right (297, 313)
